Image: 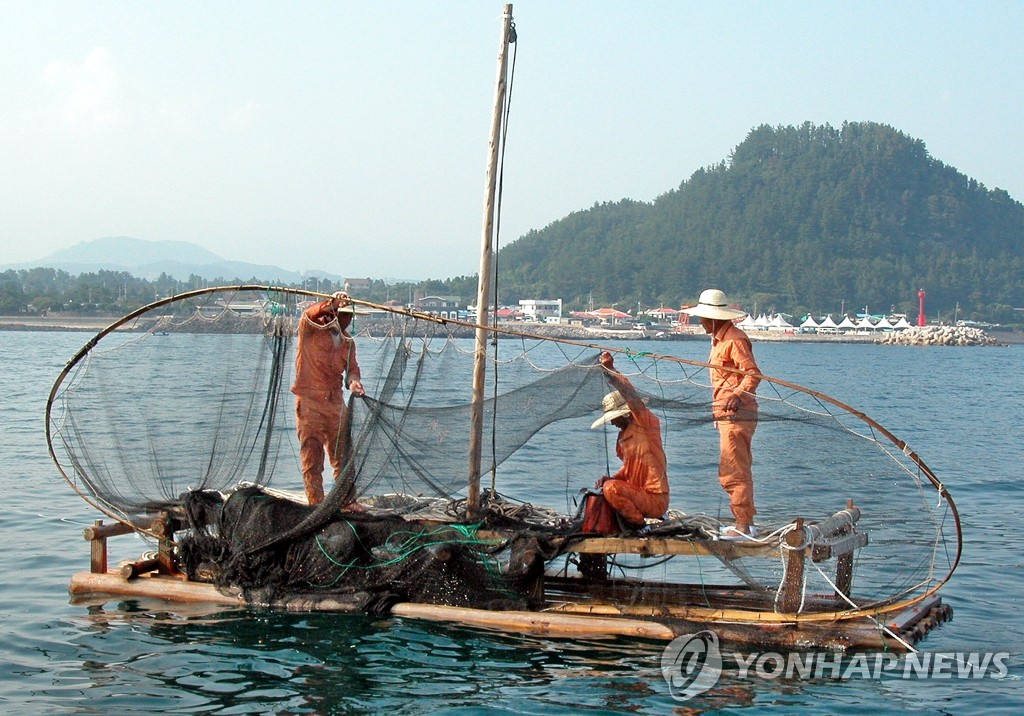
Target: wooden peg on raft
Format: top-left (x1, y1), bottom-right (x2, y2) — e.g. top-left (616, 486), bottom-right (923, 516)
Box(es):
top-left (780, 517), bottom-right (807, 613)
top-left (152, 512), bottom-right (177, 575)
top-left (83, 513), bottom-right (180, 576)
top-left (834, 499), bottom-right (857, 599)
top-left (88, 520), bottom-right (107, 574)
top-left (119, 557), bottom-right (161, 579)
top-left (83, 519), bottom-right (135, 574)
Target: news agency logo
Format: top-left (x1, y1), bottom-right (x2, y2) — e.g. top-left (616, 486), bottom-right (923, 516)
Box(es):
top-left (659, 630), bottom-right (723, 701)
top-left (660, 631), bottom-right (1011, 702)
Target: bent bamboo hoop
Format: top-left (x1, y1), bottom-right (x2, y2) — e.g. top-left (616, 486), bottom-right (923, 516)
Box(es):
top-left (46, 285), bottom-right (963, 615)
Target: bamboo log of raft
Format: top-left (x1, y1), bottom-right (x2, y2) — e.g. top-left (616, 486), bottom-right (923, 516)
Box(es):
top-left (70, 570), bottom-right (245, 606)
top-left (68, 568), bottom-right (947, 652)
top-left (381, 603), bottom-right (927, 652)
top-left (391, 603), bottom-right (676, 640)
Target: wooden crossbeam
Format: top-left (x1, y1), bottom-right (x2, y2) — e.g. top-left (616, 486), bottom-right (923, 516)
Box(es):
top-left (810, 532), bottom-right (869, 562)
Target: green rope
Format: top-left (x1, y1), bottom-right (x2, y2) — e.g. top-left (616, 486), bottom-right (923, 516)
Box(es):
top-left (310, 521), bottom-right (507, 587)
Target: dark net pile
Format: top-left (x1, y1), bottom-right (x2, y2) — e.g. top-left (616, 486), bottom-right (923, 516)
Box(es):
top-left (176, 485), bottom-right (554, 613)
top-left (47, 287), bottom-right (959, 616)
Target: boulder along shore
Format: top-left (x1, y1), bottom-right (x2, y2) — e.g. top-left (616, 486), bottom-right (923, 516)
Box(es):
top-left (875, 325), bottom-right (1004, 346)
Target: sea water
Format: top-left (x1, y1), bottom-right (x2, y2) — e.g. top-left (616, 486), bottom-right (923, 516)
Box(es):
top-left (1, 332), bottom-right (1021, 714)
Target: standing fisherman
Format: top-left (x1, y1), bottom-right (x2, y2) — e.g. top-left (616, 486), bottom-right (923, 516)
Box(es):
top-left (291, 291), bottom-right (365, 506)
top-left (681, 289), bottom-right (762, 538)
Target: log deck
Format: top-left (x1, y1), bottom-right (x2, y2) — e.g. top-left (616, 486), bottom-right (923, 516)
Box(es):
top-left (69, 500), bottom-right (950, 651)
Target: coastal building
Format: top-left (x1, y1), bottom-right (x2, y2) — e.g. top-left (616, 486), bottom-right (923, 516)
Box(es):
top-left (343, 278), bottom-right (372, 293)
top-left (416, 295), bottom-right (462, 320)
top-left (518, 298), bottom-right (563, 323)
top-left (495, 307), bottom-right (524, 322)
top-left (586, 307), bottom-right (631, 326)
top-left (645, 307), bottom-right (680, 323)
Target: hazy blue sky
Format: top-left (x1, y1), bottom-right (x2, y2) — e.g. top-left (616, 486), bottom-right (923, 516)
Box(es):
top-left (3, 1), bottom-right (1021, 281)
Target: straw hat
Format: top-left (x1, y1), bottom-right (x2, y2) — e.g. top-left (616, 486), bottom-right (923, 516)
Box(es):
top-left (680, 288), bottom-right (747, 320)
top-left (591, 390), bottom-right (632, 429)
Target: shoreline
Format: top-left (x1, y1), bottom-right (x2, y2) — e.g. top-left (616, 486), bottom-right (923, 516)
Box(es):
top-left (0, 316), bottom-right (128, 332)
top-left (1, 314), bottom-right (1020, 344)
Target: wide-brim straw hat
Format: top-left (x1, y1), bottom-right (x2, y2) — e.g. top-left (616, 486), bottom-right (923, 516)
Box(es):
top-left (591, 390), bottom-right (633, 429)
top-left (680, 288), bottom-right (747, 320)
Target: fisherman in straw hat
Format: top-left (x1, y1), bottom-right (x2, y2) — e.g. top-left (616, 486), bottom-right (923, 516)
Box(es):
top-left (680, 289), bottom-right (762, 540)
top-left (589, 351), bottom-right (670, 529)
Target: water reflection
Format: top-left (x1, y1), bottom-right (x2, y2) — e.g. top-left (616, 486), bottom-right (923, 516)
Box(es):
top-left (68, 602), bottom-right (691, 714)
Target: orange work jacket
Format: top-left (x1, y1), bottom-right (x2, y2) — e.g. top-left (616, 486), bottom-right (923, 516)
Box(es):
top-left (612, 401), bottom-right (669, 495)
top-left (709, 322), bottom-right (761, 418)
top-left (290, 300), bottom-right (361, 404)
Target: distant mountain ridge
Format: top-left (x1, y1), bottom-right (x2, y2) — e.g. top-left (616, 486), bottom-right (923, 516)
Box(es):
top-left (6, 121), bottom-right (1023, 323)
top-left (4, 236), bottom-right (339, 284)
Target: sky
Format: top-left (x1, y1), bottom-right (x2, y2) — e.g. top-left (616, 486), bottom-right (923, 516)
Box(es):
top-left (2, 1), bottom-right (1022, 282)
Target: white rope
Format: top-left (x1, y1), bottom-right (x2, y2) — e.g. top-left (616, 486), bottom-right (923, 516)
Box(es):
top-left (799, 557), bottom-right (808, 613)
top-left (774, 543), bottom-right (787, 611)
top-left (810, 560), bottom-right (919, 654)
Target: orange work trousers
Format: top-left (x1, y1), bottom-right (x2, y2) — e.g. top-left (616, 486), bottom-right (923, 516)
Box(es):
top-left (603, 480), bottom-right (670, 526)
top-left (717, 417), bottom-right (757, 524)
top-left (295, 396), bottom-right (348, 505)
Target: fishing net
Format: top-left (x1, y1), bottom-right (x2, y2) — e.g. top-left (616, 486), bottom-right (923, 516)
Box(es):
top-left (47, 287), bottom-right (960, 624)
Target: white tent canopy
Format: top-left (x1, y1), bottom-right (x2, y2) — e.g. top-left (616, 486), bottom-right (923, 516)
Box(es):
top-left (735, 311), bottom-right (914, 334)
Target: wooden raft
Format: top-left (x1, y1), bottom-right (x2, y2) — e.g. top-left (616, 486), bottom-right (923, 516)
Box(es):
top-left (68, 500), bottom-right (952, 651)
top-left (75, 503), bottom-right (867, 617)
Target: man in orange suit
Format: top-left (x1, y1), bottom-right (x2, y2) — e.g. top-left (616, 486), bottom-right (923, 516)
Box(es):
top-left (682, 289), bottom-right (762, 538)
top-left (291, 291), bottom-right (365, 506)
top-left (591, 351), bottom-right (670, 527)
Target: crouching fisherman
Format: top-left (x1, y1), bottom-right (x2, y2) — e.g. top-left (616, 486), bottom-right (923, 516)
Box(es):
top-left (585, 351), bottom-right (670, 533)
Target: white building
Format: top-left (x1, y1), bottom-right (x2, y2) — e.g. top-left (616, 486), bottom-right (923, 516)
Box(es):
top-left (519, 298), bottom-right (563, 323)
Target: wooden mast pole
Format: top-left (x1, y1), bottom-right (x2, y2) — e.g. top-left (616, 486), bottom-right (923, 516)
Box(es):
top-left (468, 4), bottom-right (514, 517)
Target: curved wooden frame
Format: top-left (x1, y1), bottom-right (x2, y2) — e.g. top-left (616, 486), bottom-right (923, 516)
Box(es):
top-left (46, 284), bottom-right (962, 620)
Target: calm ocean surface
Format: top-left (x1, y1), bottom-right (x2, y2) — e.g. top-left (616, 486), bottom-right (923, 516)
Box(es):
top-left (1, 331), bottom-right (1021, 714)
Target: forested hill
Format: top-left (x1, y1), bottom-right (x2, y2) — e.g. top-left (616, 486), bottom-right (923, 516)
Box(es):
top-left (497, 122), bottom-right (1023, 321)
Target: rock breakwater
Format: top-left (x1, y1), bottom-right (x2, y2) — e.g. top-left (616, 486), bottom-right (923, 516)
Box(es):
top-left (875, 325), bottom-right (1000, 346)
